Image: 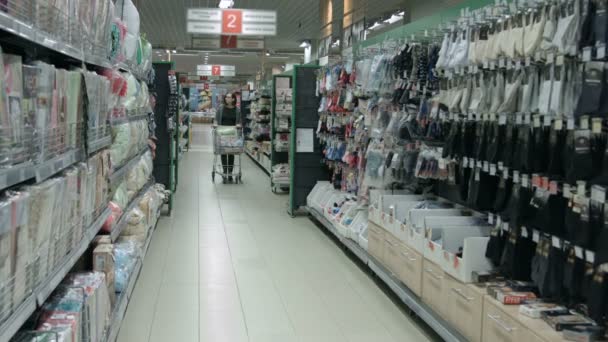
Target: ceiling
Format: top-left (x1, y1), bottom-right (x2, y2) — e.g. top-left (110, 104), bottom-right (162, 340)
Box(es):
top-left (140, 0), bottom-right (406, 76)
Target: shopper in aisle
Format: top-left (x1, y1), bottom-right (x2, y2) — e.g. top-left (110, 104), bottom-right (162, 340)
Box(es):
top-left (215, 92), bottom-right (242, 183)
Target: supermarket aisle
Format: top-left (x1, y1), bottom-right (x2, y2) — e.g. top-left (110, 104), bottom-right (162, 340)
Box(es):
top-left (118, 124), bottom-right (437, 342)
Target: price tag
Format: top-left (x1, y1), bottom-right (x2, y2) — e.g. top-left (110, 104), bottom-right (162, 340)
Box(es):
top-left (535, 51), bottom-right (542, 62)
top-left (521, 227), bottom-right (529, 238)
top-left (575, 246), bottom-right (584, 258)
top-left (506, 59), bottom-right (512, 70)
top-left (552, 236), bottom-right (562, 248)
top-left (499, 114), bottom-right (507, 125)
top-left (469, 158), bottom-right (475, 168)
top-left (586, 250), bottom-right (595, 263)
top-left (598, 44), bottom-right (606, 59)
top-left (502, 222), bottom-right (509, 232)
top-left (555, 119), bottom-right (563, 130)
top-left (583, 47), bottom-right (592, 62)
top-left (549, 181), bottom-right (559, 195)
top-left (556, 55), bottom-right (564, 66)
top-left (488, 213), bottom-right (494, 225)
top-left (463, 157), bottom-right (469, 167)
top-left (591, 185), bottom-right (606, 202)
top-left (515, 59), bottom-right (522, 70)
top-left (547, 52), bottom-right (555, 63)
top-left (438, 158), bottom-right (447, 169)
top-left (489, 60), bottom-right (496, 70)
top-left (563, 184), bottom-right (572, 198)
top-left (499, 58), bottom-right (506, 68)
top-left (498, 162), bottom-right (504, 170)
top-left (490, 164), bottom-right (497, 176)
top-left (581, 116), bottom-right (590, 130)
top-left (483, 161), bottom-right (489, 172)
top-left (483, 60), bottom-right (489, 69)
top-left (543, 115), bottom-right (552, 127)
top-left (525, 56), bottom-right (531, 67)
top-left (592, 118), bottom-right (602, 133)
top-left (562, 120), bottom-right (574, 132)
top-left (533, 230), bottom-right (540, 243)
top-left (522, 174), bottom-right (529, 187)
top-left (516, 114), bottom-right (523, 125)
top-left (476, 160), bottom-right (482, 168)
top-left (533, 115), bottom-right (541, 128)
top-left (524, 114), bottom-right (532, 125)
top-left (578, 182), bottom-right (587, 196)
top-left (503, 167), bottom-right (509, 179)
top-left (514, 171), bottom-right (520, 183)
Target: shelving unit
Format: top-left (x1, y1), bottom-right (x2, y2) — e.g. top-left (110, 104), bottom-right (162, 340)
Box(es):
top-left (0, 208), bottom-right (111, 342)
top-left (307, 207), bottom-right (466, 342)
top-left (271, 74), bottom-right (293, 193)
top-left (288, 65), bottom-right (328, 215)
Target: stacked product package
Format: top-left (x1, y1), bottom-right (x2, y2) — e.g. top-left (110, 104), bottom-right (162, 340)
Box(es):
top-left (11, 272), bottom-right (112, 342)
top-left (109, 120), bottom-right (149, 169)
top-left (0, 152), bottom-right (110, 324)
top-left (94, 185), bottom-right (165, 305)
top-left (271, 164), bottom-right (290, 185)
top-left (109, 151), bottom-right (154, 218)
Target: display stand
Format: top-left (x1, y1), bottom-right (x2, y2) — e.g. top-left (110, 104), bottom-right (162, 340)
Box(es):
top-left (288, 65), bottom-right (328, 216)
top-left (271, 74), bottom-right (293, 193)
top-left (151, 62), bottom-right (178, 214)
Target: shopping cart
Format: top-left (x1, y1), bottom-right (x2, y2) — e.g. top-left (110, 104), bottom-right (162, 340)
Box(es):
top-left (212, 125), bottom-right (244, 183)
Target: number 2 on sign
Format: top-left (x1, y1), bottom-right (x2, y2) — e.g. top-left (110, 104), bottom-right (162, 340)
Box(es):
top-left (222, 10), bottom-right (242, 34)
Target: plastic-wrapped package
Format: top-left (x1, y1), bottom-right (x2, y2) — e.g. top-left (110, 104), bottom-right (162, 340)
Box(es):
top-left (110, 122), bottom-right (131, 167)
top-left (66, 70), bottom-right (82, 149)
top-left (115, 0), bottom-right (140, 64)
top-left (102, 202), bottom-right (123, 233)
top-left (8, 190), bottom-right (31, 309)
top-left (64, 272), bottom-right (111, 342)
top-left (113, 182), bottom-right (129, 209)
top-left (48, 178), bottom-right (67, 272)
top-left (4, 54), bottom-right (24, 165)
top-left (122, 208), bottom-right (147, 239)
top-left (114, 241), bottom-right (139, 293)
top-left (0, 196), bottom-right (12, 322)
top-left (22, 64), bottom-right (39, 162)
top-left (34, 62), bottom-right (54, 162)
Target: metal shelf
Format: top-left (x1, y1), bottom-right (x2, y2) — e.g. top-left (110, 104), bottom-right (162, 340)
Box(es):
top-left (306, 207), bottom-right (467, 342)
top-left (109, 147), bottom-right (150, 190)
top-left (0, 208), bottom-right (111, 342)
top-left (104, 212), bottom-right (160, 342)
top-left (110, 113), bottom-right (149, 126)
top-left (245, 151), bottom-right (270, 176)
top-left (110, 181), bottom-right (154, 242)
top-left (88, 135), bottom-right (112, 155)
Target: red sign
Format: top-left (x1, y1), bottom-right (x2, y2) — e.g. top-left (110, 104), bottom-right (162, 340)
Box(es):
top-left (211, 65), bottom-right (221, 76)
top-left (222, 10), bottom-right (242, 34)
top-left (221, 35), bottom-right (238, 48)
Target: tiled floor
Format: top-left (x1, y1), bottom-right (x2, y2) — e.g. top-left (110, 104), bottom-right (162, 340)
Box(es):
top-left (117, 125), bottom-right (439, 342)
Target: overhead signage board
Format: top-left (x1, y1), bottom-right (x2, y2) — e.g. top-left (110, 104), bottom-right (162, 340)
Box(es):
top-left (196, 64), bottom-right (236, 77)
top-left (192, 37), bottom-right (264, 49)
top-left (187, 8), bottom-right (277, 36)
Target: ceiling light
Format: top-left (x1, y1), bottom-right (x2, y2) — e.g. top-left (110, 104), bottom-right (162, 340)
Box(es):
top-left (369, 21), bottom-right (384, 30)
top-left (299, 40), bottom-right (311, 48)
top-left (165, 49), bottom-right (170, 53)
top-left (172, 49), bottom-right (177, 53)
top-left (384, 14), bottom-right (403, 24)
top-left (398, 11), bottom-right (405, 16)
top-left (265, 51), bottom-right (271, 56)
top-left (218, 0), bottom-right (234, 9)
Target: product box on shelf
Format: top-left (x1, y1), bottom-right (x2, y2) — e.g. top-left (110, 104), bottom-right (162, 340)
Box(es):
top-left (367, 190), bottom-right (409, 225)
top-left (376, 195), bottom-right (425, 236)
top-left (420, 218), bottom-right (493, 283)
top-left (407, 209), bottom-right (463, 253)
top-left (393, 200), bottom-right (432, 245)
top-left (93, 244), bottom-right (116, 305)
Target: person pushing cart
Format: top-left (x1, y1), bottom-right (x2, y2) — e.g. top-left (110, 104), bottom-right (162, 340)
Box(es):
top-left (213, 92), bottom-right (243, 184)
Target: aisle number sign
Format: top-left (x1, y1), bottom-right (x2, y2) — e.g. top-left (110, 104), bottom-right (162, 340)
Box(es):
top-left (187, 8), bottom-right (277, 36)
top-left (196, 65), bottom-right (236, 77)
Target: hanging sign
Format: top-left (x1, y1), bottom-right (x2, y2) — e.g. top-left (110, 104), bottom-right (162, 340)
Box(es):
top-left (192, 37), bottom-right (264, 49)
top-left (187, 8), bottom-right (277, 36)
top-left (196, 65), bottom-right (236, 77)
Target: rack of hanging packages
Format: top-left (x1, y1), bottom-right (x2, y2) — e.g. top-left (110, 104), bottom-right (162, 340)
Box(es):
top-left (246, 93), bottom-right (272, 176)
top-left (306, 0), bottom-right (608, 341)
top-left (271, 74), bottom-right (293, 192)
top-left (0, 1), bottom-right (168, 341)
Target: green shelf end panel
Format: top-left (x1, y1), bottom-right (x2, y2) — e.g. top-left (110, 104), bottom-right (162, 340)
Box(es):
top-left (288, 65), bottom-right (329, 216)
top-left (271, 75), bottom-right (293, 175)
